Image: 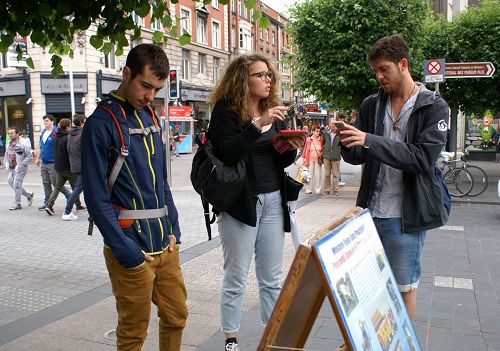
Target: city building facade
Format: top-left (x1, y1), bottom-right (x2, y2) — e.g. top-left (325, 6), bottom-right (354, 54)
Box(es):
top-left (0, 1), bottom-right (293, 151)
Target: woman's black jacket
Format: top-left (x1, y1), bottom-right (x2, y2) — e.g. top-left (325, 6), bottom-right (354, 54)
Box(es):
top-left (208, 100), bottom-right (296, 231)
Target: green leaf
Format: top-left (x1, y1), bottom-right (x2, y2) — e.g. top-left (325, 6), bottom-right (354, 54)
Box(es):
top-left (39, 3), bottom-right (51, 17)
top-left (136, 2), bottom-right (150, 18)
top-left (102, 42), bottom-right (113, 55)
top-left (161, 16), bottom-right (173, 28)
top-left (117, 33), bottom-right (129, 48)
top-left (258, 17), bottom-right (270, 30)
top-left (170, 26), bottom-right (178, 38)
top-left (26, 57), bottom-right (34, 69)
top-left (179, 33), bottom-right (191, 45)
top-left (219, 0), bottom-right (229, 4)
top-left (203, 0), bottom-right (212, 5)
top-left (153, 31), bottom-right (164, 43)
top-left (115, 46), bottom-right (124, 57)
top-left (252, 10), bottom-right (262, 21)
top-left (90, 35), bottom-right (103, 49)
top-left (246, 0), bottom-right (255, 9)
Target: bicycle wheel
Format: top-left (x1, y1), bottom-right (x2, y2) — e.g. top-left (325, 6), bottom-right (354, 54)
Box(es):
top-left (465, 165), bottom-right (488, 197)
top-left (444, 168), bottom-right (474, 197)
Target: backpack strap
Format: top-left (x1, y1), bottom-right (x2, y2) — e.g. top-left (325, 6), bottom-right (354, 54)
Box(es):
top-left (98, 103), bottom-right (129, 194)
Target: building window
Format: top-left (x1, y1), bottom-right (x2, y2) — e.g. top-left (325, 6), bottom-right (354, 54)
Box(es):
top-left (260, 30), bottom-right (263, 40)
top-left (266, 30), bottom-right (269, 42)
top-left (131, 11), bottom-right (143, 26)
top-left (150, 6), bottom-right (163, 31)
top-left (104, 47), bottom-right (116, 69)
top-left (198, 54), bottom-right (206, 74)
top-left (239, 0), bottom-right (244, 16)
top-left (213, 57), bottom-right (220, 82)
top-left (231, 25), bottom-right (236, 49)
top-left (212, 0), bottom-right (219, 8)
top-left (272, 32), bottom-right (275, 45)
top-left (181, 9), bottom-right (191, 33)
top-left (232, 0), bottom-right (236, 13)
top-left (182, 50), bottom-right (190, 79)
top-left (239, 28), bottom-right (251, 51)
top-left (197, 16), bottom-right (207, 44)
top-left (212, 21), bottom-right (220, 48)
top-left (244, 2), bottom-right (249, 18)
top-left (0, 52), bottom-right (7, 69)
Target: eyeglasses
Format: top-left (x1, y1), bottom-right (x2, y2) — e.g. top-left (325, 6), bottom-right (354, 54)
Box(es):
top-left (250, 71), bottom-right (274, 81)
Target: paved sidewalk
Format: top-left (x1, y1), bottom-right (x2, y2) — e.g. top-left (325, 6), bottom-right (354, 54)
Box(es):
top-left (0, 156), bottom-right (499, 350)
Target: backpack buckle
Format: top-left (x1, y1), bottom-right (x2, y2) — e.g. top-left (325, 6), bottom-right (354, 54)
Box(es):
top-left (121, 148), bottom-right (129, 157)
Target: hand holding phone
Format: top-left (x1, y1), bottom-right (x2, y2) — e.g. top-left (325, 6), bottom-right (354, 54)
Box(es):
top-left (334, 121), bottom-right (346, 130)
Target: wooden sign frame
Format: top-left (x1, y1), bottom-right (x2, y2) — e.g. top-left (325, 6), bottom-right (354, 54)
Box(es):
top-left (257, 208), bottom-right (363, 350)
top-left (258, 208), bottom-right (421, 351)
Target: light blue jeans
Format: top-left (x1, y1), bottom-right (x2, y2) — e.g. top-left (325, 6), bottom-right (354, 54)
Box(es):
top-left (218, 190), bottom-right (285, 333)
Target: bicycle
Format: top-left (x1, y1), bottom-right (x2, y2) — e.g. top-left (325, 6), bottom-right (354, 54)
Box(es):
top-left (438, 152), bottom-right (474, 197)
top-left (439, 151), bottom-right (489, 197)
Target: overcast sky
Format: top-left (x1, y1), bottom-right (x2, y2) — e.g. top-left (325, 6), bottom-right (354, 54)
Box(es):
top-left (260, 0), bottom-right (302, 15)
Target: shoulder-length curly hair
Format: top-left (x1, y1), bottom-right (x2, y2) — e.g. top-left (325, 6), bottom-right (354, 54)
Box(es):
top-left (210, 54), bottom-right (281, 126)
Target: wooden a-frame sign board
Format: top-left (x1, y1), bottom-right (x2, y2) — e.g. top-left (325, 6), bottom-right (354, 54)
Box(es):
top-left (257, 207), bottom-right (421, 351)
top-left (257, 207), bottom-right (363, 351)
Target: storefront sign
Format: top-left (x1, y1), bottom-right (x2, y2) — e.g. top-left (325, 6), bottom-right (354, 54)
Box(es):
top-left (41, 77), bottom-right (88, 94)
top-left (181, 88), bottom-right (210, 102)
top-left (0, 80), bottom-right (25, 97)
top-left (6, 52), bottom-right (28, 68)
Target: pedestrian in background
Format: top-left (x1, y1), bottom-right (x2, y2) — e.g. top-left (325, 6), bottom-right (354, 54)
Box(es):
top-left (44, 118), bottom-right (84, 216)
top-left (4, 126), bottom-right (34, 210)
top-left (35, 114), bottom-right (71, 210)
top-left (172, 127), bottom-right (180, 157)
top-left (341, 34), bottom-right (449, 320)
top-left (62, 114), bottom-right (87, 220)
top-left (82, 43), bottom-right (187, 350)
top-left (323, 117), bottom-right (342, 195)
top-left (302, 124), bottom-right (323, 195)
top-left (208, 53), bottom-right (304, 351)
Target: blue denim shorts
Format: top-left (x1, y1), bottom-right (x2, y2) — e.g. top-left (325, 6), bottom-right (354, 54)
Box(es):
top-left (373, 217), bottom-right (426, 292)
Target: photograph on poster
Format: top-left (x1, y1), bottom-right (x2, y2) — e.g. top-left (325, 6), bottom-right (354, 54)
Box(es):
top-left (335, 273), bottom-right (359, 317)
top-left (313, 209), bottom-right (422, 351)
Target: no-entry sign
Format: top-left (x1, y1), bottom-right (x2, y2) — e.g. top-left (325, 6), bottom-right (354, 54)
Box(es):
top-left (423, 59), bottom-right (445, 83)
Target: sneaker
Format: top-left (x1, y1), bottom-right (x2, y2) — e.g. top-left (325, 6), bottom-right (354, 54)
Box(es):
top-left (38, 205), bottom-right (46, 211)
top-left (75, 205), bottom-right (87, 211)
top-left (339, 181), bottom-right (346, 186)
top-left (45, 205), bottom-right (55, 216)
top-left (305, 190), bottom-right (312, 194)
top-left (27, 192), bottom-right (34, 206)
top-left (62, 212), bottom-right (78, 221)
top-left (9, 204), bottom-right (22, 210)
top-left (225, 341), bottom-right (239, 351)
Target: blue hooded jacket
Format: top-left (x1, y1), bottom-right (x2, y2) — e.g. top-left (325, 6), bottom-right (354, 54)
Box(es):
top-left (81, 92), bottom-right (181, 268)
top-left (39, 125), bottom-right (59, 163)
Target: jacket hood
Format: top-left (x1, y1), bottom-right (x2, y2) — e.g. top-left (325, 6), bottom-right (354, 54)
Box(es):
top-left (56, 129), bottom-right (69, 137)
top-left (70, 126), bottom-right (82, 136)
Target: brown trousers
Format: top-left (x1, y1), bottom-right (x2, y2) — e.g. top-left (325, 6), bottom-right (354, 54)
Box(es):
top-left (323, 159), bottom-right (340, 193)
top-left (104, 247), bottom-right (188, 351)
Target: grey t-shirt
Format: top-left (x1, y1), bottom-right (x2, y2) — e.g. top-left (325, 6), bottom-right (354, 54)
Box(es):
top-left (369, 83), bottom-right (426, 218)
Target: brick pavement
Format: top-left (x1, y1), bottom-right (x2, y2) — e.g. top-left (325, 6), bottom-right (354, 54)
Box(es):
top-left (0, 155), bottom-right (499, 350)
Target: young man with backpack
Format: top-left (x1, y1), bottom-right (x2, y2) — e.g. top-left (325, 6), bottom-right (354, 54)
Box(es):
top-left (340, 34), bottom-right (449, 321)
top-left (81, 44), bottom-right (187, 350)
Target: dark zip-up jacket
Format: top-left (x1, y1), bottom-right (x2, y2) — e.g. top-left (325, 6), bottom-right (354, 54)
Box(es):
top-left (67, 126), bottom-right (83, 174)
top-left (81, 93), bottom-right (181, 269)
top-left (208, 100), bottom-right (296, 231)
top-left (54, 129), bottom-right (71, 172)
top-left (342, 88), bottom-right (449, 232)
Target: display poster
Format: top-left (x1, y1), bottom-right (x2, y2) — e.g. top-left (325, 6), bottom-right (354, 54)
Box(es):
top-left (313, 209), bottom-right (421, 351)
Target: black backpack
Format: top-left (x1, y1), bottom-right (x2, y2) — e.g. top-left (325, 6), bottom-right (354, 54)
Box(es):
top-left (190, 137), bottom-right (246, 240)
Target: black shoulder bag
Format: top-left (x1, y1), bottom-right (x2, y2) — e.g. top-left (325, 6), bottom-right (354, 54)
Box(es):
top-left (191, 139), bottom-right (246, 239)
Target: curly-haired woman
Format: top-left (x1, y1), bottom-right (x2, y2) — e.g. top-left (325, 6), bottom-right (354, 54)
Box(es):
top-left (208, 54), bottom-right (305, 351)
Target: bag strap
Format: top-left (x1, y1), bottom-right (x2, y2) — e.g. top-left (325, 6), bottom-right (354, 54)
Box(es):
top-left (201, 197), bottom-right (216, 241)
top-left (312, 136), bottom-right (322, 159)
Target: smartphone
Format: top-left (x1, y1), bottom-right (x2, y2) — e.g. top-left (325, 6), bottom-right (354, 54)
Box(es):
top-left (279, 129), bottom-right (308, 138)
top-left (334, 121), bottom-right (346, 129)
